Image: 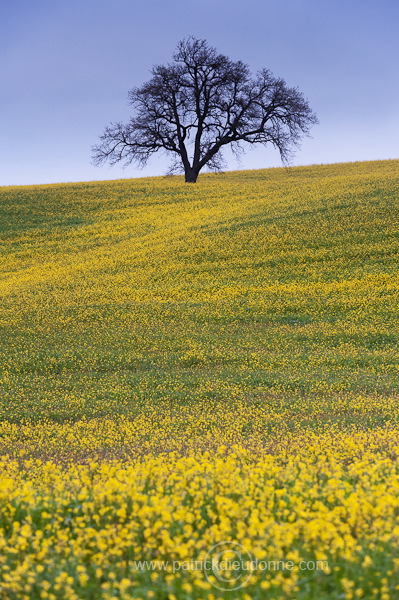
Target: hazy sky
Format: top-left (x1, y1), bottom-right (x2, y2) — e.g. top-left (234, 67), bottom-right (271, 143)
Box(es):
top-left (1, 0), bottom-right (398, 186)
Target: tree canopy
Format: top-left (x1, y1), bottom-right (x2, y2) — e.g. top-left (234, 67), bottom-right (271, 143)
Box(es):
top-left (93, 37), bottom-right (318, 182)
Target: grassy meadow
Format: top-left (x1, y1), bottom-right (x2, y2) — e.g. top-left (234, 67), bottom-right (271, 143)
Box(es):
top-left (0, 159), bottom-right (399, 599)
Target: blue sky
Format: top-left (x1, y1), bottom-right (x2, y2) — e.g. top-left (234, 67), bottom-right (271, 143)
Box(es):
top-left (1, 0), bottom-right (398, 186)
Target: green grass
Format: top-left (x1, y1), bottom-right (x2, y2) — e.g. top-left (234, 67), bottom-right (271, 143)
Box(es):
top-left (0, 160), bottom-right (398, 428)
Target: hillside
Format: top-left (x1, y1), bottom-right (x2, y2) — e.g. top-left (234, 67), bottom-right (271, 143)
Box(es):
top-left (1, 160), bottom-right (399, 598)
top-left (1, 160), bottom-right (398, 431)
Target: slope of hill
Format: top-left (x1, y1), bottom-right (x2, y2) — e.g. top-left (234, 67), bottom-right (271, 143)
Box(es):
top-left (0, 160), bottom-right (399, 598)
top-left (1, 160), bottom-right (398, 428)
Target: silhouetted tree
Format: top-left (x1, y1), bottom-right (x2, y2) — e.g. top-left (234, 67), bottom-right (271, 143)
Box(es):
top-left (93, 37), bottom-right (318, 183)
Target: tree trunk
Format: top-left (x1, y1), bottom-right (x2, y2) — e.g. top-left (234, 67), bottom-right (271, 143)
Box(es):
top-left (184, 167), bottom-right (198, 183)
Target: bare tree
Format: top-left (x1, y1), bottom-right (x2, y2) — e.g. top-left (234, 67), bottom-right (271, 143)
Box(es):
top-left (92, 37), bottom-right (318, 183)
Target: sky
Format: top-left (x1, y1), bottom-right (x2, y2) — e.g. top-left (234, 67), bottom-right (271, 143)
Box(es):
top-left (1, 0), bottom-right (398, 186)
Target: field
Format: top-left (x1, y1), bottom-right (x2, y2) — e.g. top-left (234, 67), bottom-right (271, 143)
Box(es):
top-left (0, 159), bottom-right (399, 599)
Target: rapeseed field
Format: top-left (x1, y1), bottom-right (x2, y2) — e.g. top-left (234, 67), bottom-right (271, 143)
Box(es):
top-left (0, 160), bottom-right (398, 599)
